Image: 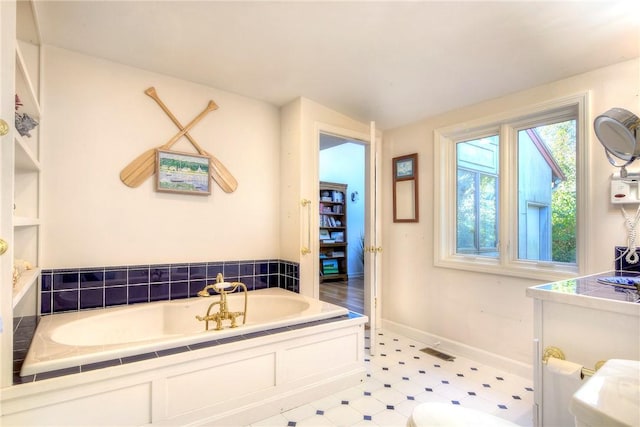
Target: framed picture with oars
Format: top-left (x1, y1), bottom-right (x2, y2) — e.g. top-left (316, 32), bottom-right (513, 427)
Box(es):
top-left (155, 149), bottom-right (212, 195)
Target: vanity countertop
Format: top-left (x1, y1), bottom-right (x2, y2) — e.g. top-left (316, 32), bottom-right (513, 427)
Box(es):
top-left (526, 271), bottom-right (640, 316)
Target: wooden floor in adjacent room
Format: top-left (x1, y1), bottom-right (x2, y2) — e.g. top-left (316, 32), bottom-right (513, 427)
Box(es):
top-left (319, 276), bottom-right (364, 314)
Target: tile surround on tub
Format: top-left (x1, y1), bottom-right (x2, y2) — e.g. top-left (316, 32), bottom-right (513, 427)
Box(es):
top-left (40, 259), bottom-right (299, 315)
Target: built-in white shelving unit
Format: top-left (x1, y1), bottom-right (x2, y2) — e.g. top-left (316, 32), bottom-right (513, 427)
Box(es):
top-left (0, 0), bottom-right (43, 389)
top-left (12, 2), bottom-right (42, 309)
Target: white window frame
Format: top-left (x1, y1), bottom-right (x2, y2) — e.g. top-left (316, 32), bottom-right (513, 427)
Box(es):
top-left (434, 93), bottom-right (590, 281)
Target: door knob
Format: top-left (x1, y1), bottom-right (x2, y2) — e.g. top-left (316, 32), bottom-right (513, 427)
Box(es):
top-left (0, 238), bottom-right (8, 256)
top-left (0, 119), bottom-right (9, 136)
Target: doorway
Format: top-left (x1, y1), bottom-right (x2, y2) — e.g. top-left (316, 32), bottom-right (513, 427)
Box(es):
top-left (318, 133), bottom-right (365, 314)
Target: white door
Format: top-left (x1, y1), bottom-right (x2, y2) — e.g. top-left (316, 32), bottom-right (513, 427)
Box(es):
top-left (314, 121), bottom-right (382, 349)
top-left (526, 204), bottom-right (542, 259)
top-left (0, 0), bottom-right (17, 388)
top-left (364, 121), bottom-right (382, 353)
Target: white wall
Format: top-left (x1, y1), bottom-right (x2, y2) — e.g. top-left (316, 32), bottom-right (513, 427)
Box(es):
top-left (41, 46), bottom-right (281, 268)
top-left (39, 44), bottom-right (640, 371)
top-left (381, 58), bottom-right (640, 369)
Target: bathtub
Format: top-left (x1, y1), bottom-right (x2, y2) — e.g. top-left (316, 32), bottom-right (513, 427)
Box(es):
top-left (21, 287), bottom-right (349, 376)
top-left (6, 287), bottom-right (367, 426)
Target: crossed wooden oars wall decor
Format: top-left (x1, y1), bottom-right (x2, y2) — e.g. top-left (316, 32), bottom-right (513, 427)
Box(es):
top-left (119, 87), bottom-right (238, 193)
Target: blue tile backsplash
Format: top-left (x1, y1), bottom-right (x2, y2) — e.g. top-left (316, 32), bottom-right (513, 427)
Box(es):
top-left (40, 259), bottom-right (299, 315)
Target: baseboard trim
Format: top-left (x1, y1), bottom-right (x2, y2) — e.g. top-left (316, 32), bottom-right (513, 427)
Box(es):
top-left (381, 319), bottom-right (533, 379)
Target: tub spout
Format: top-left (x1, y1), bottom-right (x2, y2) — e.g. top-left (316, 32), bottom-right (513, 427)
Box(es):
top-left (195, 278), bottom-right (248, 331)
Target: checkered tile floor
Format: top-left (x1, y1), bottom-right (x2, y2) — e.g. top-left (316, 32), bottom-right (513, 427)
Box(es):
top-left (249, 329), bottom-right (534, 426)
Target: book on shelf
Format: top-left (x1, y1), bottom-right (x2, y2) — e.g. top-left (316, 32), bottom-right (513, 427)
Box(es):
top-left (330, 231), bottom-right (344, 242)
top-left (321, 259), bottom-right (339, 275)
top-left (320, 215), bottom-right (340, 227)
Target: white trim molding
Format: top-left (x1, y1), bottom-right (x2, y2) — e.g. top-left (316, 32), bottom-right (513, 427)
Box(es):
top-left (434, 92), bottom-right (590, 282)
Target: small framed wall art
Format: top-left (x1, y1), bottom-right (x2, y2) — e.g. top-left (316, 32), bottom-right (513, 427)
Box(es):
top-left (393, 153), bottom-right (419, 222)
top-left (156, 149), bottom-right (211, 195)
top-left (395, 155), bottom-right (415, 179)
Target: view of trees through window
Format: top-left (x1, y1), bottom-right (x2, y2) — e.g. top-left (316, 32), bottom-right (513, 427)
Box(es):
top-left (531, 120), bottom-right (577, 263)
top-left (455, 120), bottom-right (577, 264)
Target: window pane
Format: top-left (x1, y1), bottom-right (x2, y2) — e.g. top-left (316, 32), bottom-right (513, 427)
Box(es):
top-left (457, 169), bottom-right (476, 252)
top-left (479, 174), bottom-right (498, 253)
top-left (518, 121), bottom-right (576, 263)
top-left (456, 136), bottom-right (499, 257)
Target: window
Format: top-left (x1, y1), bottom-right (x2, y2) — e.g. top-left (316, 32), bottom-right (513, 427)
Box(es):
top-left (434, 94), bottom-right (588, 280)
top-left (456, 136), bottom-right (499, 257)
top-left (517, 121), bottom-right (577, 263)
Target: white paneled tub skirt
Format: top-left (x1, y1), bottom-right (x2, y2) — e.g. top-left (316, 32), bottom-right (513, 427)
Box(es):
top-left (3, 288), bottom-right (368, 426)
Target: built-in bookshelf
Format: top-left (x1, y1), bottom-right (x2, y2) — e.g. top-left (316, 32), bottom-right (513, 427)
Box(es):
top-left (12, 2), bottom-right (42, 309)
top-left (319, 181), bottom-right (347, 282)
top-left (1, 0), bottom-right (42, 389)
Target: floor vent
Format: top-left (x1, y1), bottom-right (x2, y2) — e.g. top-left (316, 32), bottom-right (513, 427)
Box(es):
top-left (420, 347), bottom-right (456, 361)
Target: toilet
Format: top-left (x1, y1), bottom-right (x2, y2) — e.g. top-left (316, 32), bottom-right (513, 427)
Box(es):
top-left (407, 402), bottom-right (518, 427)
top-left (570, 359), bottom-right (640, 427)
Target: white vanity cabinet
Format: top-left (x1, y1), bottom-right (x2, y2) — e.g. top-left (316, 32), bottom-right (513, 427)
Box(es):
top-left (527, 273), bottom-right (640, 427)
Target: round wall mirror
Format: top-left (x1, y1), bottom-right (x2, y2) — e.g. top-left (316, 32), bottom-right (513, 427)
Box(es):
top-left (594, 108), bottom-right (640, 164)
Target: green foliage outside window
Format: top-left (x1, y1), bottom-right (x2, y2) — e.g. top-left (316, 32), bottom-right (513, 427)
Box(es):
top-left (537, 121), bottom-right (577, 263)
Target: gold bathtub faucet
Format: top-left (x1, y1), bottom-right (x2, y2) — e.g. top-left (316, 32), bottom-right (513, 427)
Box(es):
top-left (196, 273), bottom-right (248, 331)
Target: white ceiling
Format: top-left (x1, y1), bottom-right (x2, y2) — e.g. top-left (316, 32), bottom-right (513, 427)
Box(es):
top-left (33, 1), bottom-right (640, 130)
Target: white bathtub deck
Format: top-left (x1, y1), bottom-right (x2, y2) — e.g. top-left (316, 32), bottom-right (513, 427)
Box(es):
top-left (20, 288), bottom-right (348, 376)
top-left (2, 306), bottom-right (367, 426)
